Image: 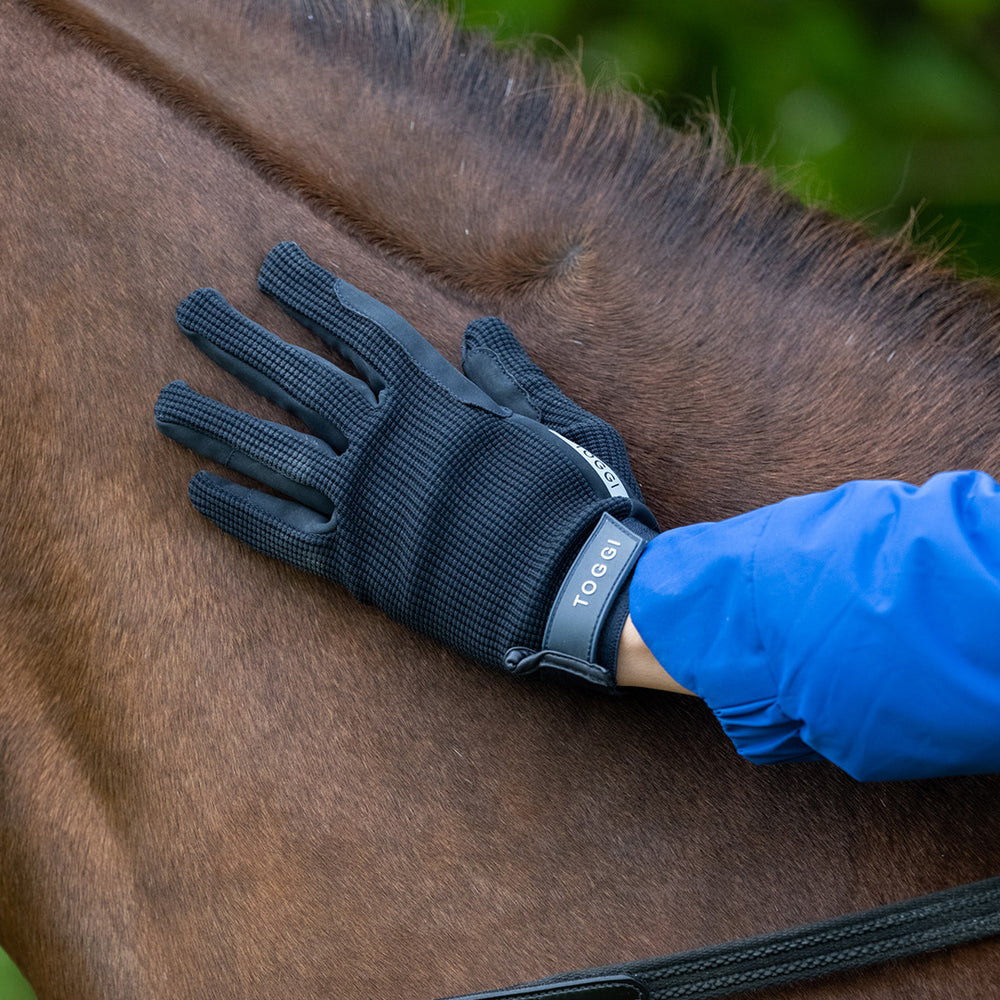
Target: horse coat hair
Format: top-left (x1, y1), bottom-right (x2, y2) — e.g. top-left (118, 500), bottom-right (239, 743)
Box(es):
top-left (2, 1), bottom-right (1000, 998)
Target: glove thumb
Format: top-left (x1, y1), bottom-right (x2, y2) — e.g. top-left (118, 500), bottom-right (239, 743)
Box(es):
top-left (461, 317), bottom-right (647, 505)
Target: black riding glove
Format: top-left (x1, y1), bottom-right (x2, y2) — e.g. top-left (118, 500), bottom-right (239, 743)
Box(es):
top-left (155, 242), bottom-right (658, 688)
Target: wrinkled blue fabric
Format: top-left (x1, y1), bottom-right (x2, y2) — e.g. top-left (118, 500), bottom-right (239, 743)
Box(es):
top-left (629, 471), bottom-right (1000, 781)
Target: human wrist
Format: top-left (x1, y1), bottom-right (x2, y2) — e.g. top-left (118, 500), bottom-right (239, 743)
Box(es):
top-left (616, 614), bottom-right (694, 694)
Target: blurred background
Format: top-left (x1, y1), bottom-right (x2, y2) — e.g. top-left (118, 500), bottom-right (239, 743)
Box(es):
top-left (449, 0), bottom-right (1000, 279)
top-left (3, 1), bottom-right (999, 996)
top-left (0, 949), bottom-right (35, 999)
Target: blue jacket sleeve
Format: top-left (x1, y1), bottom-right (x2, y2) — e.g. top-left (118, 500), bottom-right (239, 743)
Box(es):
top-left (628, 471), bottom-right (1000, 781)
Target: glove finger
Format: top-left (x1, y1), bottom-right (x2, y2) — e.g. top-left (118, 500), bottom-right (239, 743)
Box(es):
top-left (176, 287), bottom-right (375, 448)
top-left (461, 316), bottom-right (644, 498)
top-left (188, 471), bottom-right (340, 581)
top-left (156, 381), bottom-right (339, 514)
top-left (258, 242), bottom-right (506, 415)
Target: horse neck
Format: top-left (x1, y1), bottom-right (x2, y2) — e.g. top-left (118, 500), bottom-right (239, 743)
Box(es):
top-left (24, 0), bottom-right (1000, 525)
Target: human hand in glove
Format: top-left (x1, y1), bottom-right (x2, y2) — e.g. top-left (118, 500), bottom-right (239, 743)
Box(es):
top-left (155, 242), bottom-right (660, 689)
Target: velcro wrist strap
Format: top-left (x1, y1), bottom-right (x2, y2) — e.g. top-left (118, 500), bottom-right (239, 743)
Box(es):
top-left (543, 513), bottom-right (647, 663)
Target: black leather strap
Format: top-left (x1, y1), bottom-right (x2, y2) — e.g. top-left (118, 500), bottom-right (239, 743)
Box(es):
top-left (437, 875), bottom-right (1000, 1000)
top-left (440, 974), bottom-right (647, 1000)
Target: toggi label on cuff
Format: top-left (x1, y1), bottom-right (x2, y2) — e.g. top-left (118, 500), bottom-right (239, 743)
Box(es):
top-left (543, 513), bottom-right (646, 663)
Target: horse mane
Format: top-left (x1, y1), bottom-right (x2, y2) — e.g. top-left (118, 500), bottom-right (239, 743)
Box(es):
top-left (31, 0), bottom-right (1000, 358)
top-left (24, 0), bottom-right (1000, 514)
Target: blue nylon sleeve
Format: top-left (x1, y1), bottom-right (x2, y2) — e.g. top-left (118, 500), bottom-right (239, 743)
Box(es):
top-left (629, 471), bottom-right (1000, 781)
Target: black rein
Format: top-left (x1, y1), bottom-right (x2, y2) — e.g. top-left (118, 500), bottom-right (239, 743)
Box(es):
top-left (439, 875), bottom-right (1000, 1000)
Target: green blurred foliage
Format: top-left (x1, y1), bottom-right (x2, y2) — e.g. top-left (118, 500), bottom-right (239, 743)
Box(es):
top-left (0, 949), bottom-right (35, 1000)
top-left (449, 0), bottom-right (1000, 278)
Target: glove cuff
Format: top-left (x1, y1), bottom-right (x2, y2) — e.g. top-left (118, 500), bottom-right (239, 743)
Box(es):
top-left (503, 513), bottom-right (655, 690)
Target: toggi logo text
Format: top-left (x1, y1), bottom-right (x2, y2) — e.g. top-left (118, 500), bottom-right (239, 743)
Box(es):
top-left (572, 536), bottom-right (622, 606)
top-left (548, 429), bottom-right (630, 499)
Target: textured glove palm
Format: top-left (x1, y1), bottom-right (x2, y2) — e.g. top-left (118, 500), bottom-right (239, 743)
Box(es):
top-left (155, 243), bottom-right (656, 688)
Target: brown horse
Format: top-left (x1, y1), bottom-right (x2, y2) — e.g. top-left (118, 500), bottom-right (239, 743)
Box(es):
top-left (2, 1), bottom-right (1000, 997)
